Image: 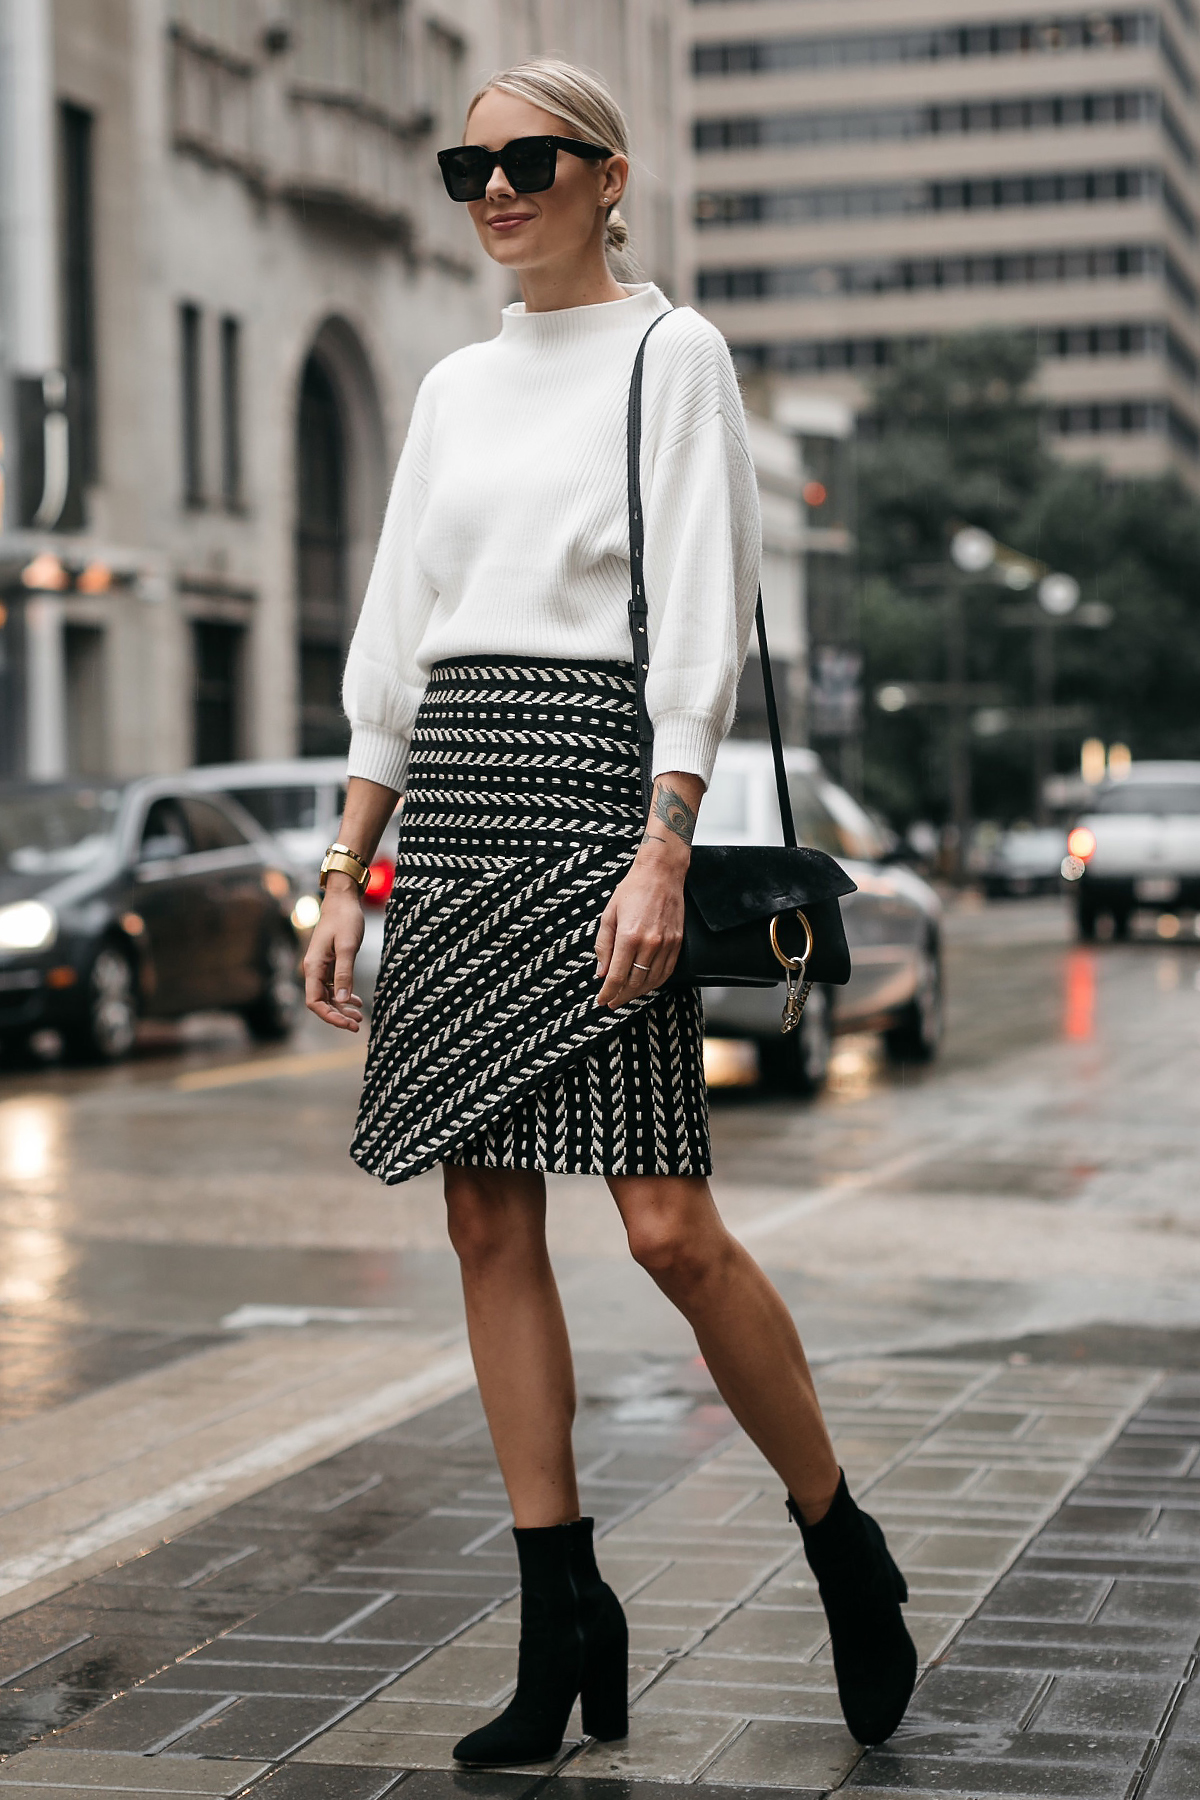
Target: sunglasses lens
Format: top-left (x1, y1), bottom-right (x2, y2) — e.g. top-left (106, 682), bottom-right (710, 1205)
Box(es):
top-left (439, 149), bottom-right (489, 201)
top-left (502, 139), bottom-right (556, 192)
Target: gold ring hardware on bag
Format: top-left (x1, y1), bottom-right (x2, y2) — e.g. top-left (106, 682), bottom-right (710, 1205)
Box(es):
top-left (770, 909), bottom-right (815, 1037)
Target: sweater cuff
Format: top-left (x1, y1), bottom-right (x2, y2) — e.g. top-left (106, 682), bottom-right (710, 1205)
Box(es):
top-left (650, 711), bottom-right (726, 788)
top-left (347, 724), bottom-right (410, 794)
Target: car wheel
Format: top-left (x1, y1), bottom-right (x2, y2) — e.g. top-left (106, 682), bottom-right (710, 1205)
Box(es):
top-left (758, 984), bottom-right (833, 1098)
top-left (885, 936), bottom-right (943, 1064)
top-left (63, 943), bottom-right (139, 1064)
top-left (241, 930), bottom-right (303, 1042)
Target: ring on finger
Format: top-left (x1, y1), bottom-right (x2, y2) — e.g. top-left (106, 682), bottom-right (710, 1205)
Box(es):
top-left (632, 961), bottom-right (651, 973)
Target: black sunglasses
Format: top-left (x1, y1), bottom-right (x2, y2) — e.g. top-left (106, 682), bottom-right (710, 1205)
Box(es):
top-left (437, 135), bottom-right (614, 203)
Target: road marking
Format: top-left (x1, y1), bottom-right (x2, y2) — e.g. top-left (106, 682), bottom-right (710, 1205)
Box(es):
top-left (0, 1346), bottom-right (476, 1601)
top-left (174, 1046), bottom-right (366, 1092)
top-left (221, 1304), bottom-right (413, 1330)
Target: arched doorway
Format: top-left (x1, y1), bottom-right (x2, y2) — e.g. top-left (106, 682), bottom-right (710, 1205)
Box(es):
top-left (296, 354), bottom-right (349, 756)
top-left (293, 318), bottom-right (387, 758)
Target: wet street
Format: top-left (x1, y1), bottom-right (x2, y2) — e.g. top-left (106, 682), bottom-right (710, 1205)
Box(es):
top-left (2, 895), bottom-right (1200, 1798)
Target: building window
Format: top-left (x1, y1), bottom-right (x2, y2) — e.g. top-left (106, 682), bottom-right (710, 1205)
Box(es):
top-left (220, 315), bottom-right (242, 509)
top-left (693, 89), bottom-right (1196, 162)
top-left (60, 103), bottom-right (98, 482)
top-left (180, 302), bottom-right (204, 506)
top-left (296, 355), bottom-right (350, 756)
top-left (1050, 397), bottom-right (1200, 452)
top-left (193, 620), bottom-right (243, 763)
top-left (698, 243), bottom-right (1197, 311)
top-left (64, 625), bottom-right (107, 775)
top-left (693, 14), bottom-right (1169, 78)
top-left (695, 165), bottom-right (1194, 235)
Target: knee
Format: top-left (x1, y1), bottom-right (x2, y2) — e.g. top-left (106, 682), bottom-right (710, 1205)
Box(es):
top-left (444, 1174), bottom-right (538, 1273)
top-left (626, 1209), bottom-right (725, 1291)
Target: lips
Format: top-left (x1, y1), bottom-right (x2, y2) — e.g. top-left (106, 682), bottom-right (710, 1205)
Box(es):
top-left (488, 213), bottom-right (535, 229)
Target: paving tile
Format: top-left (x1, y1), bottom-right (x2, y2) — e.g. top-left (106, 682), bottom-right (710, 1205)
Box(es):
top-left (394, 1776), bottom-right (546, 1800)
top-left (0, 1747), bottom-right (268, 1792)
top-left (50, 1690), bottom-right (228, 1753)
top-left (870, 1466), bottom-right (982, 1501)
top-left (638, 1675), bottom-right (842, 1724)
top-left (971, 1470), bottom-right (1076, 1503)
top-left (166, 1695), bottom-right (351, 1760)
top-left (1034, 1670), bottom-right (1171, 1735)
top-left (1145, 1738), bottom-right (1200, 1798)
top-left (144, 1659), bottom-right (397, 1699)
top-left (696, 1608), bottom-right (829, 1663)
top-left (375, 1647), bottom-right (516, 1706)
top-left (976, 1575), bottom-right (1112, 1623)
top-left (903, 1533), bottom-right (1027, 1575)
top-left (701, 1718), bottom-right (862, 1788)
top-left (188, 1640), bottom-right (410, 1672)
top-left (241, 1768), bottom-right (405, 1799)
top-left (1096, 1579), bottom-right (1200, 1626)
top-left (631, 1561), bottom-right (776, 1607)
top-left (843, 1740), bottom-right (1138, 1797)
top-left (229, 1592), bottom-right (390, 1643)
top-left (337, 1595), bottom-right (497, 1646)
top-left (907, 1666), bottom-right (1048, 1726)
top-left (567, 1711), bottom-right (742, 1781)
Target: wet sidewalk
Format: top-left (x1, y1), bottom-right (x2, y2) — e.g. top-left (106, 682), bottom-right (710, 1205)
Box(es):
top-left (3, 1347), bottom-right (1198, 1799)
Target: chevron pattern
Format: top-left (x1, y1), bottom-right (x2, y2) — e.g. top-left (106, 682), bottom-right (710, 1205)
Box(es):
top-left (351, 658), bottom-right (711, 1184)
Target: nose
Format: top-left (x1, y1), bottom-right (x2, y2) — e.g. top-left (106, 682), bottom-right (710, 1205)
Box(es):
top-left (485, 160), bottom-right (516, 203)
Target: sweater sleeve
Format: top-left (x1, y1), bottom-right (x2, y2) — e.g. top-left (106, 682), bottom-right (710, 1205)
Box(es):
top-left (641, 323), bottom-right (761, 787)
top-left (342, 383), bottom-right (437, 792)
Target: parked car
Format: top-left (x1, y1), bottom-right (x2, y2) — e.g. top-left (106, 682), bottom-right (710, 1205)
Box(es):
top-left (1063, 761), bottom-right (1200, 939)
top-left (0, 779), bottom-right (302, 1063)
top-left (185, 759), bottom-right (401, 993)
top-left (972, 823), bottom-right (1067, 898)
top-left (697, 743), bottom-right (944, 1095)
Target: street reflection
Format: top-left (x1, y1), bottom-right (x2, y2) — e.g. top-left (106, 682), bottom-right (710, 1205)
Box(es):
top-left (1062, 948), bottom-right (1096, 1042)
top-left (1, 1094), bottom-right (65, 1188)
top-left (0, 1226), bottom-right (69, 1309)
top-left (828, 1033), bottom-right (884, 1098)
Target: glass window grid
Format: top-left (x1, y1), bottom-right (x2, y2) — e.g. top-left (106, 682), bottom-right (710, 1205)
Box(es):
top-left (698, 243), bottom-right (1197, 311)
top-left (694, 166), bottom-right (1194, 237)
top-left (693, 88), bottom-right (1195, 168)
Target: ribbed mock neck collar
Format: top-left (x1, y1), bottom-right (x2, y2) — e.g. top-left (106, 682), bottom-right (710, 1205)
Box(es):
top-left (499, 282), bottom-right (669, 346)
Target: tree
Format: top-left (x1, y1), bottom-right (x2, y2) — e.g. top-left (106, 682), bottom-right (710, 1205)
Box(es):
top-left (856, 332), bottom-right (1200, 824)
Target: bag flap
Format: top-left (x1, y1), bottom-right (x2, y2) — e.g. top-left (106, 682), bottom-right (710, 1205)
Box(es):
top-left (685, 844), bottom-right (857, 933)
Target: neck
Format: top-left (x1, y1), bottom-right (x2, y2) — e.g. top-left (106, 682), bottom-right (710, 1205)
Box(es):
top-left (516, 238), bottom-right (627, 314)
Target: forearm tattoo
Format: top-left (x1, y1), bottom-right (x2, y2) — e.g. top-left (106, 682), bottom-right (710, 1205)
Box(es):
top-left (642, 783), bottom-right (697, 849)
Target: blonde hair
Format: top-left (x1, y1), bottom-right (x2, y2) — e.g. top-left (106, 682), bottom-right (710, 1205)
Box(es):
top-left (466, 57), bottom-right (633, 259)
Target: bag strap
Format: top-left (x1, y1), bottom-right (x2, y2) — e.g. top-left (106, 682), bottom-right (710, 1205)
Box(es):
top-left (626, 312), bottom-right (798, 850)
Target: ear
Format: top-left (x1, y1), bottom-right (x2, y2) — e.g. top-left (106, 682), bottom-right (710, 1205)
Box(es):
top-left (600, 152), bottom-right (628, 209)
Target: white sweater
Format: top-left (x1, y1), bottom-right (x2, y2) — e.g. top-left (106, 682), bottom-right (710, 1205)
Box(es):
top-left (343, 283), bottom-right (761, 792)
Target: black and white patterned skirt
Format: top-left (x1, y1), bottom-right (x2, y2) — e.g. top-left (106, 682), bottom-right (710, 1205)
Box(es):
top-left (350, 657), bottom-right (711, 1185)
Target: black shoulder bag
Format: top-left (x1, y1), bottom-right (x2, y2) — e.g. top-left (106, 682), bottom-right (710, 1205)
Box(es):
top-left (627, 310), bottom-right (856, 1035)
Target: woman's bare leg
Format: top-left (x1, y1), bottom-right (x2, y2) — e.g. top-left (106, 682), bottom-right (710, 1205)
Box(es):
top-left (443, 1164), bottom-right (580, 1527)
top-left (608, 1173), bottom-right (840, 1523)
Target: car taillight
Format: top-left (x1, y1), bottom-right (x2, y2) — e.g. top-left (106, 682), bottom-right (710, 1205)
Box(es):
top-left (363, 857), bottom-right (395, 907)
top-left (1067, 827), bottom-right (1096, 861)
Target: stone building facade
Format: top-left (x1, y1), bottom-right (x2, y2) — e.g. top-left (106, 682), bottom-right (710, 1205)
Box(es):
top-left (0, 0), bottom-right (676, 780)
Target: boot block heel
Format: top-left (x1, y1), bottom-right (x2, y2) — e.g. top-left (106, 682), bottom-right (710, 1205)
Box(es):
top-left (580, 1613), bottom-right (629, 1741)
top-left (580, 1671), bottom-right (628, 1742)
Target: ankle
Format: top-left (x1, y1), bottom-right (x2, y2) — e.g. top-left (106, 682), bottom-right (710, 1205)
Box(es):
top-left (787, 1468), bottom-right (844, 1528)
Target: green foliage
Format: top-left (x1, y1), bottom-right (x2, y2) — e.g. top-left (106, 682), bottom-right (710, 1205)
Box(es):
top-left (856, 331), bottom-right (1200, 824)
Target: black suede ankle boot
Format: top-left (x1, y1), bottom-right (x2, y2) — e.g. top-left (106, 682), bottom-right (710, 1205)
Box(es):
top-left (453, 1523), bottom-right (584, 1766)
top-left (789, 1471), bottom-right (917, 1746)
top-left (567, 1517), bottom-right (629, 1741)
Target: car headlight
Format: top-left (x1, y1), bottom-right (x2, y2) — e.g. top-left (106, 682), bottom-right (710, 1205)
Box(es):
top-left (0, 900), bottom-right (58, 951)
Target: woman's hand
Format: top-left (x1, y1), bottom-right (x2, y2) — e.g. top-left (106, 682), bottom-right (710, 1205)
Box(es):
top-left (595, 773), bottom-right (703, 1009)
top-left (304, 875), bottom-right (366, 1031)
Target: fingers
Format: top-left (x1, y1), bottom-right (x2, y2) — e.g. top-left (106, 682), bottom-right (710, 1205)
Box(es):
top-left (596, 926), bottom-right (673, 1009)
top-left (595, 899), bottom-right (617, 980)
top-left (305, 915), bottom-right (365, 1031)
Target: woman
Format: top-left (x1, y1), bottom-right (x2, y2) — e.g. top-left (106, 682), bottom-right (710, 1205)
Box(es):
top-left (304, 59), bottom-right (916, 1764)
